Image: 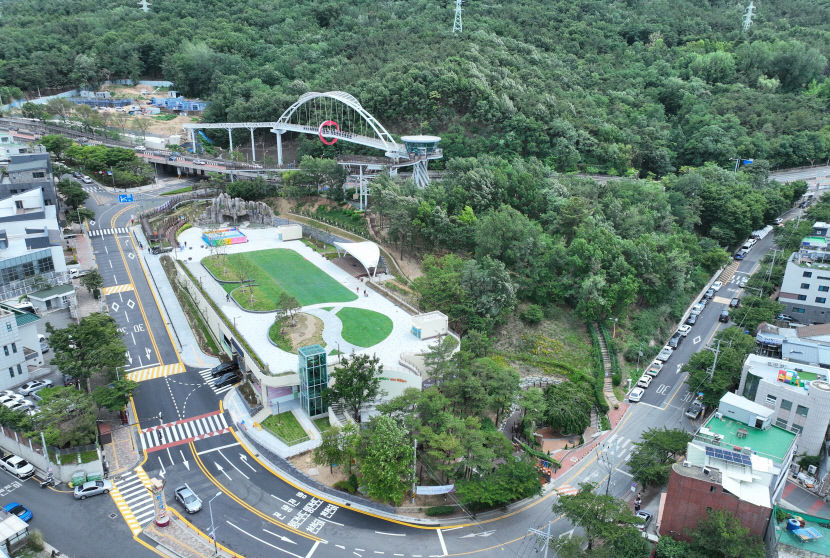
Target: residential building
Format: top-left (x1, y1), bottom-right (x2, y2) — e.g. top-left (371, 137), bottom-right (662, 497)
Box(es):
top-left (767, 505), bottom-right (830, 557)
top-left (661, 393), bottom-right (797, 540)
top-left (0, 305), bottom-right (45, 390)
top-left (738, 353), bottom-right (830, 455)
top-left (0, 187), bottom-right (70, 303)
top-left (779, 222), bottom-right (830, 323)
top-left (0, 151), bottom-right (58, 209)
top-left (755, 322), bottom-right (830, 366)
top-left (0, 132), bottom-right (29, 164)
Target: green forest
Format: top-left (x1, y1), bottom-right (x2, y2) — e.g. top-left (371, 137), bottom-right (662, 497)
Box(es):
top-left (1, 0), bottom-right (828, 174)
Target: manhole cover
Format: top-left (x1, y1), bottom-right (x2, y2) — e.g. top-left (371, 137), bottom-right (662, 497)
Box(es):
top-left (109, 513), bottom-right (118, 519)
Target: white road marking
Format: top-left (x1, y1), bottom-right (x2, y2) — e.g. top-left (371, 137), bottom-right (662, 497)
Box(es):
top-left (225, 521), bottom-right (303, 558)
top-left (614, 468), bottom-right (634, 477)
top-left (693, 335), bottom-right (701, 345)
top-left (219, 449), bottom-right (249, 480)
top-left (437, 529), bottom-right (448, 556)
top-left (306, 541), bottom-right (320, 558)
top-left (375, 532), bottom-right (405, 537)
top-left (195, 442), bottom-right (240, 456)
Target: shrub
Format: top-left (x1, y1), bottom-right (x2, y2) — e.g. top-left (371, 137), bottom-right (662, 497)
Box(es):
top-left (520, 304), bottom-right (544, 324)
top-left (775, 508), bottom-right (791, 523)
top-left (333, 480), bottom-right (356, 494)
top-left (612, 371), bottom-right (621, 386)
top-left (426, 505), bottom-right (456, 516)
top-left (176, 223), bottom-right (192, 238)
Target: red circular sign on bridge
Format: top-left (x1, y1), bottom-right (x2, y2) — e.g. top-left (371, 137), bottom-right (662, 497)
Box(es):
top-left (318, 120), bottom-right (340, 145)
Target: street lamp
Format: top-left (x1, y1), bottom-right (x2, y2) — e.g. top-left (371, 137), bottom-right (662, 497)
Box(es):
top-left (208, 491), bottom-right (222, 556)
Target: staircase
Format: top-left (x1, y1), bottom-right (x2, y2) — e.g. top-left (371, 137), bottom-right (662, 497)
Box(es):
top-left (596, 328), bottom-right (620, 409)
top-left (330, 403), bottom-right (350, 427)
top-left (718, 260), bottom-right (741, 283)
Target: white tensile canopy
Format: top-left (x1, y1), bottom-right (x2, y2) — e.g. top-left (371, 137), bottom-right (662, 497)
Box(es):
top-left (334, 241), bottom-right (380, 277)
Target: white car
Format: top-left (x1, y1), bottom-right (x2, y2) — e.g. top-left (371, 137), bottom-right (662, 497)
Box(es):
top-left (656, 345), bottom-right (673, 362)
top-left (0, 393), bottom-right (22, 405)
top-left (711, 281), bottom-right (723, 291)
top-left (646, 361), bottom-right (663, 377)
top-left (629, 387), bottom-right (645, 402)
top-left (81, 176), bottom-right (92, 184)
top-left (193, 159), bottom-right (206, 165)
top-left (677, 324), bottom-right (692, 337)
top-left (690, 303), bottom-right (705, 316)
top-left (17, 379), bottom-right (52, 396)
top-left (5, 399), bottom-right (34, 412)
top-left (637, 375), bottom-right (653, 389)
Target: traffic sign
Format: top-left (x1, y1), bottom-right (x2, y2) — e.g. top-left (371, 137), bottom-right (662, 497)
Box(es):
top-left (118, 194), bottom-right (134, 203)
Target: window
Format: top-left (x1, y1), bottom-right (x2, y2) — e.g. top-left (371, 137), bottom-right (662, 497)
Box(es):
top-left (818, 297), bottom-right (827, 304)
top-left (804, 271), bottom-right (813, 278)
top-left (10, 343), bottom-right (15, 353)
top-left (31, 172), bottom-right (45, 179)
top-left (766, 394), bottom-right (777, 405)
top-left (7, 368), bottom-right (12, 379)
top-left (820, 286), bottom-right (830, 292)
top-left (16, 365), bottom-right (21, 375)
top-left (819, 276), bottom-right (830, 281)
top-left (5, 323), bottom-right (10, 332)
top-left (709, 486), bottom-right (716, 493)
top-left (775, 417), bottom-right (789, 429)
top-left (791, 424), bottom-right (803, 435)
top-left (798, 295), bottom-right (808, 301)
top-left (802, 283), bottom-right (811, 289)
top-left (795, 308), bottom-right (806, 313)
top-left (781, 399), bottom-right (792, 411)
top-left (14, 201), bottom-right (22, 210)
top-left (2, 346), bottom-right (7, 357)
top-left (797, 405), bottom-right (809, 417)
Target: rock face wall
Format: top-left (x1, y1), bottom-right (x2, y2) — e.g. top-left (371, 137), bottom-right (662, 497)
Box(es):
top-left (202, 192), bottom-right (274, 225)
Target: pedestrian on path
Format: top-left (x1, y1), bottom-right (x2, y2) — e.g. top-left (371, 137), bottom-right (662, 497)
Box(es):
top-left (364, 290), bottom-right (368, 297)
top-left (634, 494), bottom-right (642, 512)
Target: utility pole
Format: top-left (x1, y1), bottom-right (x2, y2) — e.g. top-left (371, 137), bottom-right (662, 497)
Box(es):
top-left (598, 443), bottom-right (615, 495)
top-left (527, 523), bottom-right (553, 558)
top-left (411, 439), bottom-right (417, 504)
top-left (453, 0), bottom-right (463, 33)
top-left (742, 1), bottom-right (755, 32)
top-left (708, 340), bottom-right (722, 381)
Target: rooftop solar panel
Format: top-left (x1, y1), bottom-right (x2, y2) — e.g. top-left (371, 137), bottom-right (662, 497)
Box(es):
top-left (705, 445), bottom-right (751, 466)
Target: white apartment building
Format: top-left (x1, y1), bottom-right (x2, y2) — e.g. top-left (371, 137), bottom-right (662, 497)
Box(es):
top-left (737, 353), bottom-right (830, 455)
top-left (0, 306), bottom-right (44, 391)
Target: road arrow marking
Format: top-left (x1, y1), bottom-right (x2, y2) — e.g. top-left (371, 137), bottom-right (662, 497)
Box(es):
top-left (262, 528), bottom-right (296, 544)
top-left (145, 347), bottom-right (152, 360)
top-left (676, 364), bottom-right (682, 374)
top-left (459, 530), bottom-right (495, 538)
top-left (125, 351), bottom-right (132, 365)
top-left (214, 461), bottom-right (232, 481)
top-left (180, 450), bottom-right (190, 471)
top-left (158, 456), bottom-right (166, 477)
top-left (239, 454), bottom-right (257, 472)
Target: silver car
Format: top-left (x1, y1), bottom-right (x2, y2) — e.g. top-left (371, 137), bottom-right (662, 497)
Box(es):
top-left (74, 480), bottom-right (112, 500)
top-left (174, 484), bottom-right (202, 513)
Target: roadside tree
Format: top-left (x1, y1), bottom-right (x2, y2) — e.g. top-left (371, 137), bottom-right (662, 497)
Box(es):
top-left (92, 379), bottom-right (138, 411)
top-left (79, 270), bottom-right (104, 299)
top-left (359, 415), bottom-right (413, 505)
top-left (34, 387), bottom-right (97, 447)
top-left (629, 427), bottom-right (692, 487)
top-left (327, 354), bottom-right (384, 423)
top-left (47, 313), bottom-right (128, 390)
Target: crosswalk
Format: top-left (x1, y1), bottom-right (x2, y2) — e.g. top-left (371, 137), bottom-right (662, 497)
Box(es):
top-left (88, 227), bottom-right (128, 237)
top-left (125, 362), bottom-right (185, 382)
top-left (553, 484), bottom-right (580, 497)
top-left (102, 284), bottom-right (134, 295)
top-left (139, 410), bottom-right (231, 452)
top-left (603, 433), bottom-right (635, 462)
top-left (197, 367), bottom-right (239, 395)
top-left (110, 466), bottom-right (155, 535)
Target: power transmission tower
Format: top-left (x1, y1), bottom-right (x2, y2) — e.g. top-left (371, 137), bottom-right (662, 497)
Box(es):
top-left (453, 0), bottom-right (463, 33)
top-left (742, 1), bottom-right (755, 32)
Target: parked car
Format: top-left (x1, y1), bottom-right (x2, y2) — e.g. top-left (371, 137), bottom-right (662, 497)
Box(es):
top-left (74, 479), bottom-right (113, 500)
top-left (730, 297), bottom-right (740, 308)
top-left (81, 176), bottom-right (93, 184)
top-left (711, 281), bottom-right (723, 291)
top-left (719, 310), bottom-right (730, 323)
top-left (677, 324), bottom-right (692, 337)
top-left (637, 375), bottom-right (653, 389)
top-left (685, 313), bottom-right (698, 326)
top-left (209, 361), bottom-right (238, 378)
top-left (691, 303), bottom-right (705, 316)
top-left (18, 379), bottom-right (52, 396)
top-left (656, 346), bottom-right (673, 362)
top-left (777, 314), bottom-right (795, 323)
top-left (0, 454), bottom-right (34, 479)
top-left (636, 510), bottom-right (653, 531)
top-left (668, 332), bottom-right (683, 349)
top-left (213, 371), bottom-right (242, 389)
top-left (685, 399), bottom-right (705, 420)
top-left (3, 502), bottom-right (32, 522)
top-left (704, 288), bottom-right (715, 300)
top-left (646, 361), bottom-right (663, 377)
top-left (5, 399), bottom-right (34, 412)
top-left (774, 218), bottom-right (784, 225)
top-left (174, 484), bottom-right (202, 513)
top-left (0, 393), bottom-right (22, 405)
top-left (628, 387), bottom-right (645, 402)
top-left (734, 249), bottom-right (747, 260)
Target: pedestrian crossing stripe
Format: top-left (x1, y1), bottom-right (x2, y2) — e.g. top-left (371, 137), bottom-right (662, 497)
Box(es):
top-left (102, 284), bottom-right (134, 295)
top-left (197, 367), bottom-right (241, 395)
top-left (140, 410), bottom-right (231, 452)
top-left (126, 363), bottom-right (185, 382)
top-left (88, 227), bottom-right (128, 237)
top-left (553, 485), bottom-right (580, 496)
top-left (110, 466), bottom-right (155, 535)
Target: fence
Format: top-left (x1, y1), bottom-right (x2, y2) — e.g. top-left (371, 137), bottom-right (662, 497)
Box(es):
top-left (0, 425), bottom-right (102, 483)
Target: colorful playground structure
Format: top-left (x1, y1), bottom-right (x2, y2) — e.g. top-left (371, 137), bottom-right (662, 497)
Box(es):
top-left (202, 227), bottom-right (248, 247)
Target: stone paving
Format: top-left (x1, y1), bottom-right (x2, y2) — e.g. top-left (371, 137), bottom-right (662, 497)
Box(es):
top-left (104, 423), bottom-right (141, 477)
top-left (143, 511), bottom-right (234, 558)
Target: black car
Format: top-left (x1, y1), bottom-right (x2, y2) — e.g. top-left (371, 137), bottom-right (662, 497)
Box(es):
top-left (730, 297), bottom-right (740, 308)
top-left (686, 314), bottom-right (698, 326)
top-left (210, 361), bottom-right (238, 378)
top-left (668, 332), bottom-right (682, 348)
top-left (213, 371), bottom-right (242, 389)
top-left (719, 310), bottom-right (730, 323)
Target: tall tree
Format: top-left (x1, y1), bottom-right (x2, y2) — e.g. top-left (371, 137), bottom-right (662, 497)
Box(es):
top-left (327, 354), bottom-right (384, 423)
top-left (92, 379), bottom-right (138, 411)
top-left (629, 427), bottom-right (692, 487)
top-left (34, 387), bottom-right (97, 447)
top-left (687, 509), bottom-right (765, 558)
top-left (360, 415), bottom-right (413, 505)
top-left (551, 483), bottom-right (644, 551)
top-left (47, 313), bottom-right (128, 390)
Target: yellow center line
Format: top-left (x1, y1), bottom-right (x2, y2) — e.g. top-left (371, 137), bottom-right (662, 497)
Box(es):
top-left (109, 204), bottom-right (164, 366)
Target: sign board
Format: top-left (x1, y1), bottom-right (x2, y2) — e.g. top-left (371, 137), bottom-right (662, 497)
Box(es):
top-left (118, 194), bottom-right (134, 203)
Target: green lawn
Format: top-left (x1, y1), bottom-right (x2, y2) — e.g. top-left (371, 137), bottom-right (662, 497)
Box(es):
top-left (161, 185), bottom-right (193, 196)
top-left (261, 412), bottom-right (310, 446)
top-left (203, 249), bottom-right (357, 307)
top-left (336, 307), bottom-right (393, 347)
top-left (314, 417), bottom-right (333, 433)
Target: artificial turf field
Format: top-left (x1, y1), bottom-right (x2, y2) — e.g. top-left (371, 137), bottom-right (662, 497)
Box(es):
top-left (203, 249), bottom-right (358, 306)
top-left (336, 307), bottom-right (394, 347)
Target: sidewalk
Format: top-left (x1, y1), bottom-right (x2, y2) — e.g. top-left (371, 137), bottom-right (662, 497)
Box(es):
top-left (133, 227), bottom-right (219, 370)
top-left (224, 389), bottom-right (439, 527)
top-left (103, 424), bottom-right (141, 477)
top-left (142, 511), bottom-right (235, 558)
top-left (548, 403), bottom-right (630, 479)
top-left (227, 391), bottom-right (319, 458)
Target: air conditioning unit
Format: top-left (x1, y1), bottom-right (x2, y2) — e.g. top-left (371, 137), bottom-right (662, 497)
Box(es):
top-left (683, 460), bottom-right (691, 468)
top-left (808, 465), bottom-right (818, 476)
top-left (703, 467), bottom-right (711, 476)
top-left (743, 446), bottom-right (752, 454)
top-left (715, 412), bottom-right (723, 419)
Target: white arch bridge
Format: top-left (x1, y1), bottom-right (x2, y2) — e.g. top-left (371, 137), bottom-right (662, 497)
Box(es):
top-left (182, 91), bottom-right (442, 188)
